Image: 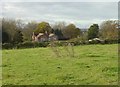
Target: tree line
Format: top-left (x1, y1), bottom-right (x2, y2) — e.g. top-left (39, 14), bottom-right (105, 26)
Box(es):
top-left (1, 18), bottom-right (119, 45)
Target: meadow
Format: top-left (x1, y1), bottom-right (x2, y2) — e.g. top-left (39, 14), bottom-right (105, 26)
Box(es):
top-left (2, 44), bottom-right (118, 85)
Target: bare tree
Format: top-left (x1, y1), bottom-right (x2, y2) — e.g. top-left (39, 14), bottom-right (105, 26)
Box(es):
top-left (99, 20), bottom-right (118, 40)
top-left (52, 21), bottom-right (66, 30)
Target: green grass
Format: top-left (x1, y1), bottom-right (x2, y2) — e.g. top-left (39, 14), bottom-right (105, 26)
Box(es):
top-left (2, 44), bottom-right (118, 85)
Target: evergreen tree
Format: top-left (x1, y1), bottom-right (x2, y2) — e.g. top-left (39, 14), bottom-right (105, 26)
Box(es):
top-left (88, 24), bottom-right (99, 39)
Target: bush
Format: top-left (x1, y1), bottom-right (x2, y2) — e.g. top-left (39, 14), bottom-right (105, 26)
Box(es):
top-left (104, 39), bottom-right (118, 44)
top-left (2, 43), bottom-right (14, 49)
top-left (17, 41), bottom-right (49, 49)
top-left (38, 42), bottom-right (49, 47)
top-left (68, 38), bottom-right (88, 45)
top-left (16, 41), bottom-right (34, 48)
top-left (54, 41), bottom-right (67, 46)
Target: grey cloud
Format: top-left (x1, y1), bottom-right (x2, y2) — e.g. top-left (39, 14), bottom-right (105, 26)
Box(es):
top-left (1, 2), bottom-right (118, 28)
top-left (1, 0), bottom-right (120, 2)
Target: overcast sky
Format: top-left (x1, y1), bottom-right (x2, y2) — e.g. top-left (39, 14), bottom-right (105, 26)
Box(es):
top-left (1, 1), bottom-right (118, 28)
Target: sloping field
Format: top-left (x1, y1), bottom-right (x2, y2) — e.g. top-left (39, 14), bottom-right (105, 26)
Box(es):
top-left (2, 44), bottom-right (118, 85)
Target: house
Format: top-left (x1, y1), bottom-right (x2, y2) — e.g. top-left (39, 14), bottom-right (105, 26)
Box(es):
top-left (32, 32), bottom-right (57, 42)
top-left (49, 33), bottom-right (58, 41)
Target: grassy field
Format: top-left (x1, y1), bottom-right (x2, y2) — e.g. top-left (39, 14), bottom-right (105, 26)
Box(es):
top-left (2, 44), bottom-right (118, 85)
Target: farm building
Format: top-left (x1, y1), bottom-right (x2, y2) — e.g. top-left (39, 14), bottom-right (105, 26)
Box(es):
top-left (32, 32), bottom-right (57, 42)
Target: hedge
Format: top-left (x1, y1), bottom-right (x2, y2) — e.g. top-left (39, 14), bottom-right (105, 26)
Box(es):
top-left (16, 41), bottom-right (49, 49)
top-left (2, 41), bottom-right (49, 49)
top-left (2, 39), bottom-right (118, 49)
top-left (2, 43), bottom-right (14, 49)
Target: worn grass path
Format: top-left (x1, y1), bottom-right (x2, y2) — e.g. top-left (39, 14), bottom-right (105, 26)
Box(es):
top-left (2, 44), bottom-right (118, 85)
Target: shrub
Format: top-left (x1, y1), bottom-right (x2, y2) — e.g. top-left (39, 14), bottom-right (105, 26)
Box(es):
top-left (57, 41), bottom-right (67, 46)
top-left (17, 41), bottom-right (49, 49)
top-left (16, 41), bottom-right (34, 48)
top-left (68, 38), bottom-right (88, 45)
top-left (105, 39), bottom-right (118, 44)
top-left (38, 42), bottom-right (49, 47)
top-left (2, 43), bottom-right (14, 49)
